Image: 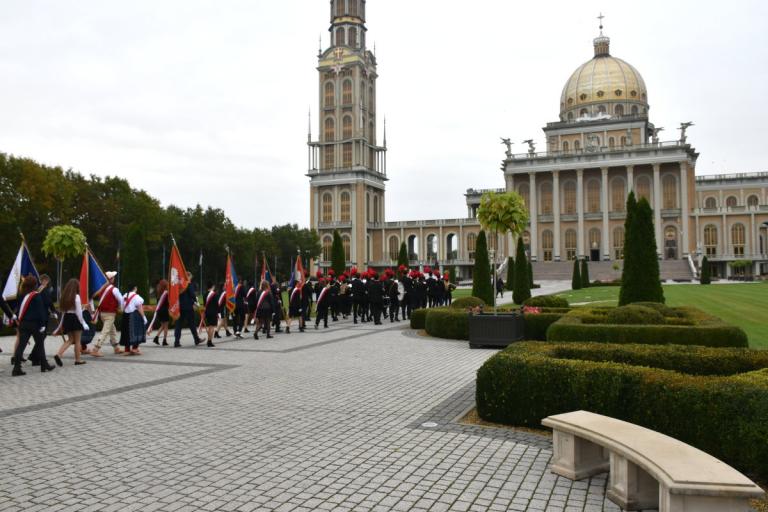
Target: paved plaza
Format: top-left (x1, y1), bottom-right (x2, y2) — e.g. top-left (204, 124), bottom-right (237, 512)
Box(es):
top-left (0, 311), bottom-right (637, 512)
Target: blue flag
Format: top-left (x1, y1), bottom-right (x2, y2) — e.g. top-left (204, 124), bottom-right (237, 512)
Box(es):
top-left (3, 241), bottom-right (39, 301)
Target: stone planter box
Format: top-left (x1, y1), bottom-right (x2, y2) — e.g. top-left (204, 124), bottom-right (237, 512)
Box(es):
top-left (469, 313), bottom-right (524, 349)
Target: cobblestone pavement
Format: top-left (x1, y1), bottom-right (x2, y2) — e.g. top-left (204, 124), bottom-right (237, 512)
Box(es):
top-left (0, 318), bottom-right (636, 512)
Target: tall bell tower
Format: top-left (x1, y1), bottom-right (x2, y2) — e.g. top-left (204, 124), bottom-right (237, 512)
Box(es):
top-left (308, 0), bottom-right (387, 268)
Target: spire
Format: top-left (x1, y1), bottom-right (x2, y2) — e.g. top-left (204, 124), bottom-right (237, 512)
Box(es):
top-left (593, 12), bottom-right (610, 57)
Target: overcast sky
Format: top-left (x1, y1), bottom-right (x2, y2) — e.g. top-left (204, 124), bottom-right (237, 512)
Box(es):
top-left (1, 0), bottom-right (766, 229)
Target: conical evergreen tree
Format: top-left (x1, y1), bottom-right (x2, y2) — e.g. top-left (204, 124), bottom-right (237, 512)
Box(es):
top-left (513, 238), bottom-right (531, 304)
top-left (331, 230), bottom-right (346, 277)
top-left (397, 242), bottom-right (409, 268)
top-left (580, 258), bottom-right (590, 288)
top-left (620, 195), bottom-right (665, 304)
top-left (471, 230), bottom-right (493, 305)
top-left (528, 260), bottom-right (534, 289)
top-left (700, 256), bottom-right (711, 285)
top-left (571, 258), bottom-right (582, 290)
top-left (505, 256), bottom-right (515, 291)
top-left (121, 223), bottom-right (150, 299)
top-left (448, 266), bottom-right (457, 284)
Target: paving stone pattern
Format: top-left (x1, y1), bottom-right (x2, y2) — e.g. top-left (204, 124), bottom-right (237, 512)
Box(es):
top-left (0, 318), bottom-right (640, 511)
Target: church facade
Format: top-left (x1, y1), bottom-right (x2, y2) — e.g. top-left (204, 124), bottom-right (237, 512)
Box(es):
top-left (308, 1), bottom-right (768, 279)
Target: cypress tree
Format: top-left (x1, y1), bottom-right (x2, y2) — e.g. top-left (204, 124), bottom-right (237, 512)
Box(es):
top-left (700, 256), bottom-right (711, 285)
top-left (449, 266), bottom-right (457, 284)
top-left (331, 230), bottom-right (346, 276)
top-left (620, 195), bottom-right (664, 304)
top-left (528, 260), bottom-right (534, 289)
top-left (619, 193), bottom-right (638, 306)
top-left (571, 258), bottom-right (582, 290)
top-left (505, 256), bottom-right (515, 290)
top-left (397, 241), bottom-right (409, 268)
top-left (121, 223), bottom-right (150, 299)
top-left (513, 238), bottom-right (531, 304)
top-left (580, 258), bottom-right (590, 288)
top-left (471, 230), bottom-right (493, 305)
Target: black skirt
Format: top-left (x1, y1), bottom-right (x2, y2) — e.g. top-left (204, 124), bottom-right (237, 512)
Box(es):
top-left (155, 307), bottom-right (170, 323)
top-left (62, 313), bottom-right (82, 334)
top-left (205, 312), bottom-right (218, 326)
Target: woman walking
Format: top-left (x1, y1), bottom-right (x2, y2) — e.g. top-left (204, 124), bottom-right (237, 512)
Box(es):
top-left (148, 279), bottom-right (170, 346)
top-left (53, 279), bottom-right (89, 367)
top-left (215, 282), bottom-right (232, 338)
top-left (202, 282), bottom-right (217, 348)
top-left (12, 276), bottom-right (55, 376)
top-left (254, 280), bottom-right (275, 340)
top-left (120, 284), bottom-right (147, 356)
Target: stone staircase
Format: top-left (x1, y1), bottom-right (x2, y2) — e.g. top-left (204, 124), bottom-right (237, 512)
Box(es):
top-left (531, 259), bottom-right (694, 282)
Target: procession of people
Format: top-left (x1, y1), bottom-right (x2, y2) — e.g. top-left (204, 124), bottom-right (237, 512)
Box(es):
top-left (2, 242), bottom-right (457, 377)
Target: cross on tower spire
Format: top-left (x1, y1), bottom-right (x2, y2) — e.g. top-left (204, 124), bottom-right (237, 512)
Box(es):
top-left (598, 13), bottom-right (605, 35)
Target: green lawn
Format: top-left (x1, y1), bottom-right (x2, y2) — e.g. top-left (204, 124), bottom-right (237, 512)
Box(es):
top-left (557, 282), bottom-right (768, 349)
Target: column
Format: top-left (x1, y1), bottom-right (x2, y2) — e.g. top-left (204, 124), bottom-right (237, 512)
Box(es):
top-left (577, 169), bottom-right (585, 258)
top-left (553, 171), bottom-right (561, 261)
top-left (680, 162), bottom-right (690, 257)
top-left (529, 173), bottom-right (538, 262)
top-left (653, 164), bottom-right (663, 258)
top-left (601, 167), bottom-right (610, 260)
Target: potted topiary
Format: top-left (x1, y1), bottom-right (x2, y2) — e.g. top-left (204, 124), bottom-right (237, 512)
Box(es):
top-left (469, 191), bottom-right (529, 348)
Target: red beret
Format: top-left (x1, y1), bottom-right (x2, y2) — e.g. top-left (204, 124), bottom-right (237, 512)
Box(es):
top-left (316, 270), bottom-right (324, 279)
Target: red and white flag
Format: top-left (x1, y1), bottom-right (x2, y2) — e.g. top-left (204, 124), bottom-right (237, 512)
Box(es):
top-left (168, 242), bottom-right (189, 320)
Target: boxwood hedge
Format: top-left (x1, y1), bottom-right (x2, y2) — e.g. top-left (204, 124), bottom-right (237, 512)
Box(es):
top-left (523, 295), bottom-right (569, 308)
top-left (425, 309), bottom-right (469, 340)
top-left (547, 306), bottom-right (748, 347)
top-left (450, 296), bottom-right (486, 310)
top-left (410, 308), bottom-right (429, 330)
top-left (476, 342), bottom-right (768, 479)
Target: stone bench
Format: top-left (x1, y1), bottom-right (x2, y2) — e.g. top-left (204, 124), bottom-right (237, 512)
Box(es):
top-left (542, 411), bottom-right (765, 511)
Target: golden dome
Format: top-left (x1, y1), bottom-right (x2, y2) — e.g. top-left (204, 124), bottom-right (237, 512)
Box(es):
top-left (560, 36), bottom-right (649, 122)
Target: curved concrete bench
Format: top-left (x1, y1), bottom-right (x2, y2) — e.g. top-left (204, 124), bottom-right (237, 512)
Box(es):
top-left (542, 411), bottom-right (764, 511)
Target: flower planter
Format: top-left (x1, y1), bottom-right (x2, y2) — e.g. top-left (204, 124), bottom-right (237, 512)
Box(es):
top-left (469, 312), bottom-right (525, 349)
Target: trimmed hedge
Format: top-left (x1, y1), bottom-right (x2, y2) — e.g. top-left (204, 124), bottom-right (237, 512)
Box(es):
top-left (476, 342), bottom-right (768, 480)
top-left (450, 296), bottom-right (486, 310)
top-left (522, 313), bottom-right (565, 341)
top-left (410, 309), bottom-right (428, 330)
top-left (605, 305), bottom-right (664, 325)
top-left (547, 306), bottom-right (748, 348)
top-left (425, 309), bottom-right (469, 340)
top-left (524, 295), bottom-right (569, 309)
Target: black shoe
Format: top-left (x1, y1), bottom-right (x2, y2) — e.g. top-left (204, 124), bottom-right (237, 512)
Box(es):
top-left (315, 324), bottom-right (319, 330)
top-left (207, 340), bottom-right (215, 348)
top-left (41, 363), bottom-right (55, 373)
top-left (11, 356), bottom-right (26, 365)
top-left (174, 342), bottom-right (181, 348)
top-left (243, 328), bottom-right (249, 333)
top-left (214, 333), bottom-right (221, 339)
top-left (54, 355), bottom-right (63, 367)
top-left (162, 339), bottom-right (169, 346)
top-left (235, 333), bottom-right (242, 339)
top-left (267, 335), bottom-right (274, 339)
top-left (254, 333), bottom-right (259, 340)
top-left (12, 366), bottom-right (25, 377)
top-left (194, 339), bottom-right (202, 346)
top-left (286, 327), bottom-right (290, 334)
top-left (225, 330), bottom-right (232, 337)
top-left (75, 361), bottom-right (86, 366)
top-left (152, 336), bottom-right (160, 345)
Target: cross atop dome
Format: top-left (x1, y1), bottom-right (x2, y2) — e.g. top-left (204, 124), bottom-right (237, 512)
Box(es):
top-left (593, 12), bottom-right (611, 57)
top-left (598, 13), bottom-right (605, 36)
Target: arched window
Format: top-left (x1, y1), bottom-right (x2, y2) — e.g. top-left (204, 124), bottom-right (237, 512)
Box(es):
top-left (324, 82), bottom-right (335, 107)
top-left (446, 234), bottom-right (458, 260)
top-left (335, 27), bottom-right (345, 46)
top-left (620, 136), bottom-right (627, 146)
top-left (322, 193), bottom-right (333, 223)
top-left (427, 234), bottom-right (438, 260)
top-left (587, 179), bottom-right (601, 213)
top-left (574, 140), bottom-right (581, 151)
top-left (732, 224), bottom-right (745, 256)
top-left (343, 116), bottom-right (353, 139)
top-left (388, 236), bottom-right (399, 261)
top-left (340, 192), bottom-right (351, 222)
top-left (542, 230), bottom-right (554, 262)
top-left (613, 227), bottom-right (625, 260)
top-left (373, 196), bottom-right (379, 223)
top-left (407, 235), bottom-right (419, 260)
top-left (562, 141), bottom-right (569, 152)
top-left (704, 225), bottom-right (718, 256)
top-left (342, 80), bottom-right (353, 105)
top-left (467, 233), bottom-right (477, 260)
top-left (615, 104), bottom-right (624, 116)
top-left (598, 105), bottom-right (606, 115)
top-left (342, 235), bottom-right (351, 261)
top-left (343, 143), bottom-right (352, 167)
top-left (589, 228), bottom-right (601, 252)
top-left (540, 182), bottom-right (553, 215)
top-left (580, 108), bottom-right (588, 117)
top-left (611, 178), bottom-right (626, 212)
top-left (517, 185), bottom-right (530, 211)
top-left (324, 117), bottom-right (335, 141)
top-left (636, 176), bottom-right (651, 202)
top-left (565, 229), bottom-right (577, 261)
top-left (322, 236), bottom-right (333, 261)
top-left (631, 105), bottom-right (639, 115)
top-left (563, 181), bottom-right (577, 214)
top-left (726, 196), bottom-right (738, 208)
top-left (348, 27), bottom-right (357, 47)
top-left (662, 175), bottom-right (677, 209)
top-left (704, 197), bottom-right (717, 209)
top-left (747, 195), bottom-right (759, 208)
top-left (609, 137), bottom-right (615, 148)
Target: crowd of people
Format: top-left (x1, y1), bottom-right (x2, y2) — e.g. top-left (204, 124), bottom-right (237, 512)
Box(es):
top-left (1, 265), bottom-right (457, 377)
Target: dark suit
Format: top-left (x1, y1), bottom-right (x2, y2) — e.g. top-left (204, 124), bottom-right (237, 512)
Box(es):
top-left (366, 280), bottom-right (384, 325)
top-left (174, 283), bottom-right (200, 345)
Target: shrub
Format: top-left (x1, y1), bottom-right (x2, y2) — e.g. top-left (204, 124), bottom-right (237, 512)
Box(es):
top-left (620, 194), bottom-right (664, 305)
top-left (331, 230), bottom-right (346, 277)
top-left (450, 296), bottom-right (486, 310)
top-left (425, 309), bottom-right (469, 340)
top-left (505, 256), bottom-right (514, 291)
top-left (471, 231), bottom-right (493, 306)
top-left (523, 313), bottom-right (565, 341)
top-left (580, 259), bottom-right (590, 289)
top-left (630, 301), bottom-right (681, 318)
top-left (700, 256), bottom-right (711, 285)
top-left (606, 305), bottom-right (664, 325)
top-left (410, 309), bottom-right (428, 330)
top-left (547, 306), bottom-right (748, 348)
top-left (476, 342), bottom-right (768, 480)
top-left (513, 238), bottom-right (531, 304)
top-left (524, 295), bottom-right (569, 309)
top-left (571, 259), bottom-right (581, 290)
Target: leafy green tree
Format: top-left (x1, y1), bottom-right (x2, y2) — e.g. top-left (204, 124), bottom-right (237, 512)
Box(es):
top-left (398, 242), bottom-right (409, 268)
top-left (505, 256), bottom-right (515, 291)
top-left (331, 230), bottom-right (346, 276)
top-left (513, 238), bottom-right (531, 304)
top-left (42, 225), bottom-right (87, 299)
top-left (121, 223), bottom-right (150, 299)
top-left (620, 194), bottom-right (664, 305)
top-left (571, 258), bottom-right (582, 290)
top-left (580, 258), bottom-right (590, 288)
top-left (471, 230), bottom-right (493, 305)
top-left (700, 256), bottom-right (711, 285)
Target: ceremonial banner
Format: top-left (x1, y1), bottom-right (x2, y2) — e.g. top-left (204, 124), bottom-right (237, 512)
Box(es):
top-left (79, 248), bottom-right (107, 304)
top-left (168, 242), bottom-right (189, 319)
top-left (289, 255), bottom-right (306, 290)
top-left (3, 239), bottom-right (39, 302)
top-left (260, 254), bottom-right (274, 285)
top-left (225, 253), bottom-right (238, 313)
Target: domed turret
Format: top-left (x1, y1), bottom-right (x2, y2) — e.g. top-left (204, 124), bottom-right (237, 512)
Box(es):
top-left (559, 34), bottom-right (649, 122)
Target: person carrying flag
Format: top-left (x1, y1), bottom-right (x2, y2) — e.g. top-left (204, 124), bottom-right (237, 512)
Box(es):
top-left (174, 271), bottom-right (202, 347)
top-left (12, 276), bottom-right (56, 376)
top-left (90, 271), bottom-right (124, 358)
top-left (314, 278), bottom-right (332, 330)
top-left (233, 279), bottom-right (246, 339)
top-left (254, 280), bottom-right (275, 340)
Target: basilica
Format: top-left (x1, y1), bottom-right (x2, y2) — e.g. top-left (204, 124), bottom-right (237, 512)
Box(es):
top-left (308, 1), bottom-right (768, 280)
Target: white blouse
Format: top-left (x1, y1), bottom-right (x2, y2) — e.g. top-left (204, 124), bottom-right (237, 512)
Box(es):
top-left (65, 295), bottom-right (88, 328)
top-left (123, 293), bottom-right (145, 314)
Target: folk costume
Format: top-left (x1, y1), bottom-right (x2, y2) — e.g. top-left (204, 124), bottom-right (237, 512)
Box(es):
top-left (254, 287), bottom-right (275, 339)
top-left (120, 291), bottom-right (146, 353)
top-left (92, 273), bottom-right (124, 355)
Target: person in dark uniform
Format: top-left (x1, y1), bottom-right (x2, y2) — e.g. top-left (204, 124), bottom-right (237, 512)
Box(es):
top-left (202, 282), bottom-right (218, 347)
top-left (174, 272), bottom-right (202, 347)
top-left (302, 272), bottom-right (313, 324)
top-left (254, 281), bottom-right (275, 340)
top-left (271, 282), bottom-right (283, 333)
top-left (12, 275), bottom-right (55, 376)
top-left (0, 291), bottom-right (17, 355)
top-left (367, 271), bottom-right (384, 325)
top-left (286, 282), bottom-right (304, 333)
top-left (388, 276), bottom-right (403, 323)
top-left (400, 268), bottom-right (412, 320)
top-left (444, 273), bottom-right (456, 306)
top-left (496, 277), bottom-right (505, 299)
top-left (351, 270), bottom-right (366, 324)
top-left (314, 279), bottom-right (331, 329)
top-left (245, 282), bottom-right (258, 334)
top-left (339, 274), bottom-right (351, 319)
top-left (328, 271), bottom-right (340, 322)
top-left (233, 280), bottom-right (246, 338)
